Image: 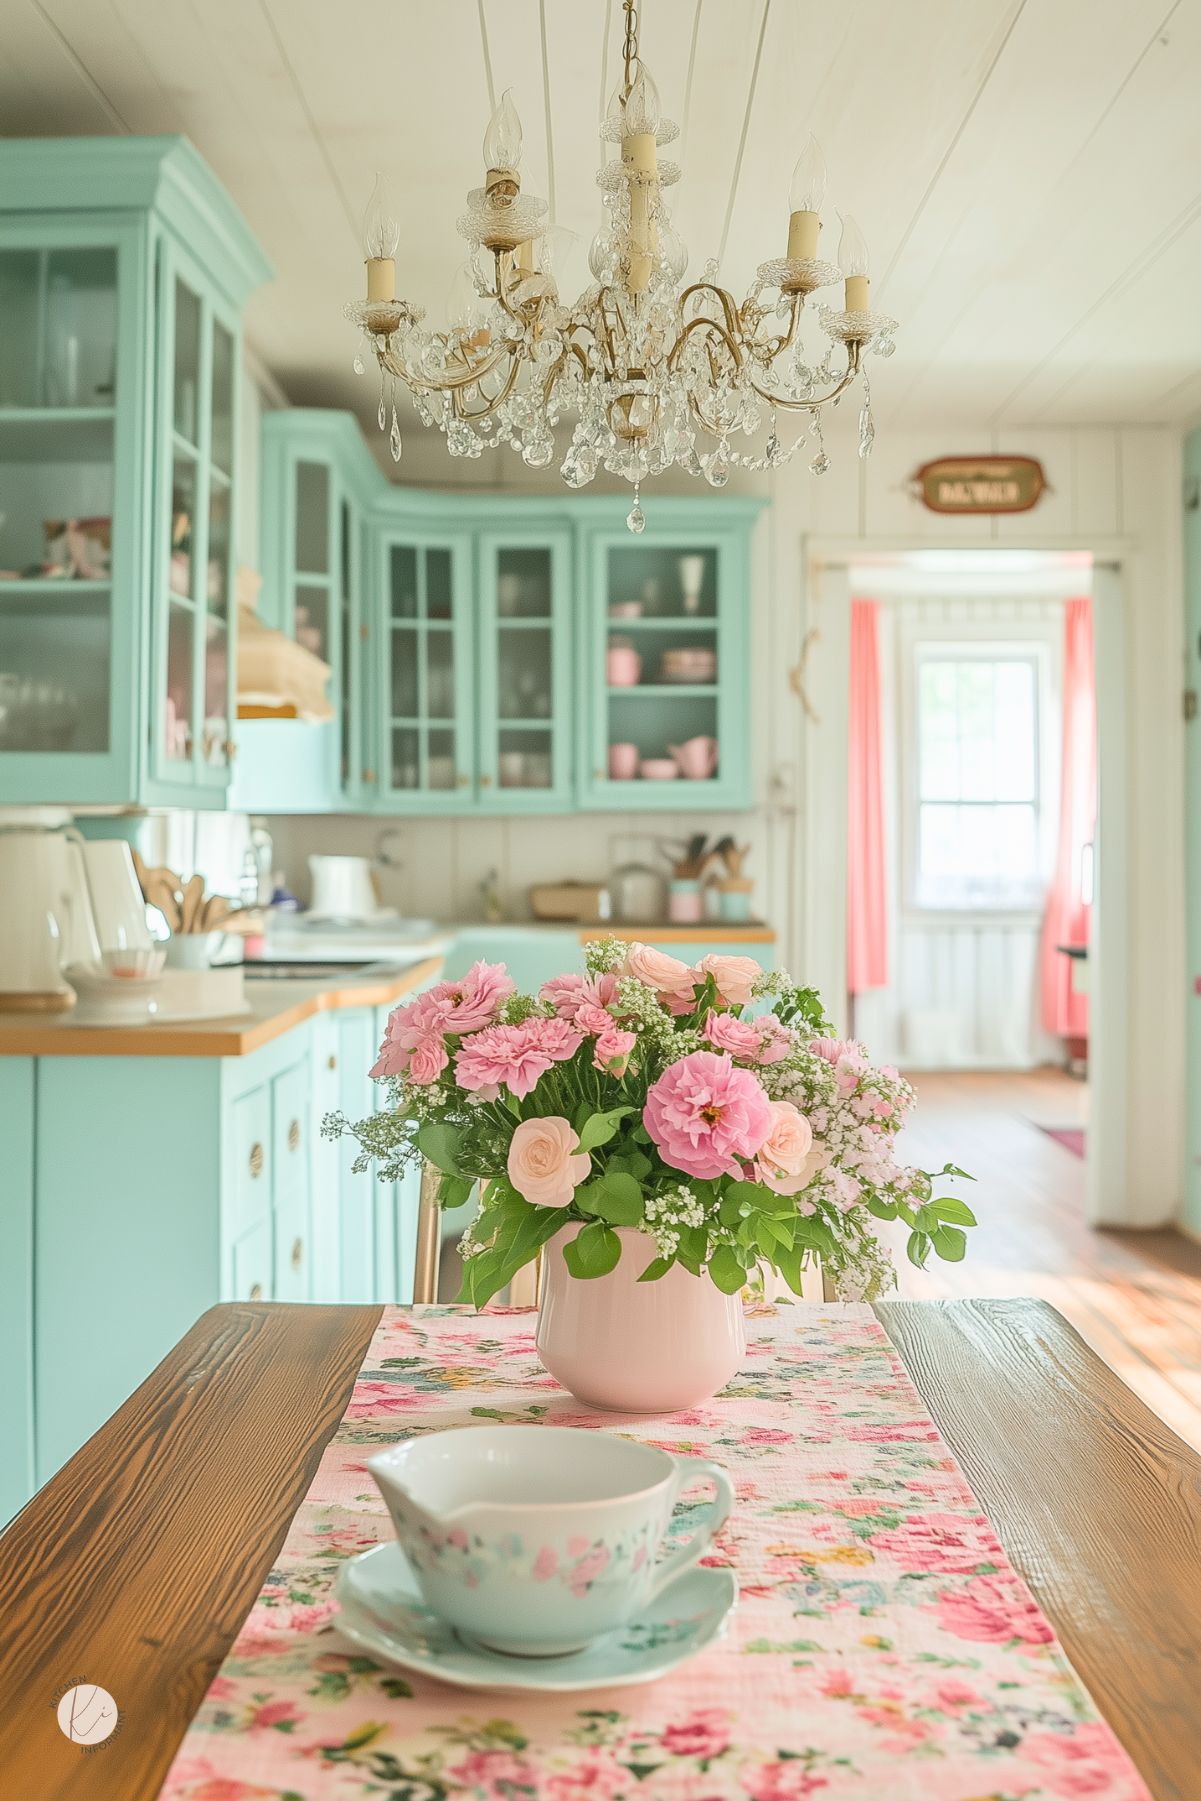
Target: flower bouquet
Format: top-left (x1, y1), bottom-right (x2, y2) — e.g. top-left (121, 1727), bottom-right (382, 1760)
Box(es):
top-left (329, 938), bottom-right (973, 1409)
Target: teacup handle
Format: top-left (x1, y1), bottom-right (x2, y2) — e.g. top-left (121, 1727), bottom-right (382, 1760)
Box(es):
top-left (647, 1457), bottom-right (735, 1601)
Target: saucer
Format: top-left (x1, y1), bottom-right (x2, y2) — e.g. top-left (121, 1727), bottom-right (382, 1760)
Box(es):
top-left (333, 1542), bottom-right (737, 1694)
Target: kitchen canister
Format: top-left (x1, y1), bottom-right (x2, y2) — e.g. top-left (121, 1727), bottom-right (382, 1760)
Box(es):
top-left (667, 878), bottom-right (704, 923)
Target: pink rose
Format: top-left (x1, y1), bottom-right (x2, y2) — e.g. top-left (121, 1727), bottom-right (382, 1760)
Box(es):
top-left (754, 1100), bottom-right (815, 1195)
top-left (541, 971), bottom-right (618, 1020)
top-left (576, 1003), bottom-right (617, 1036)
top-left (448, 1749), bottom-right (538, 1796)
top-left (545, 1753), bottom-right (626, 1801)
top-left (868, 1511), bottom-right (999, 1574)
top-left (249, 1699), bottom-right (300, 1731)
top-left (694, 952), bottom-right (760, 1009)
top-left (932, 1573), bottom-right (1054, 1646)
top-left (593, 1026), bottom-right (636, 1075)
top-left (406, 1034), bottom-right (449, 1085)
top-left (660, 1709), bottom-right (731, 1760)
top-left (507, 1116), bottom-right (591, 1207)
top-left (620, 942), bottom-right (699, 1011)
top-left (644, 1051), bottom-right (773, 1179)
top-left (703, 1011), bottom-right (763, 1060)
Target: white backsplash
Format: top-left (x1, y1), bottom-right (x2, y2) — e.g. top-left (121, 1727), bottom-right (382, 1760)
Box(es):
top-left (263, 807), bottom-right (781, 934)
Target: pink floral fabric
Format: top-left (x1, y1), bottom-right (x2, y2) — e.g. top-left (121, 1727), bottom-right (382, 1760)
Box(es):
top-left (158, 1306), bottom-right (1150, 1801)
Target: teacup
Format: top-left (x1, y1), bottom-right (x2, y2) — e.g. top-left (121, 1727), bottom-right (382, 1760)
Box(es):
top-left (369, 1424), bottom-right (734, 1657)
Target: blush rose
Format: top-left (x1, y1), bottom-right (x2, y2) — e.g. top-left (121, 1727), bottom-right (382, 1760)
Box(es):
top-left (507, 1116), bottom-right (591, 1208)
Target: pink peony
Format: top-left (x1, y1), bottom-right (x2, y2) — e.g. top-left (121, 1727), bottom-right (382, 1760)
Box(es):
top-left (754, 1100), bottom-right (815, 1195)
top-left (541, 971), bottom-right (618, 1020)
top-left (508, 1116), bottom-right (591, 1207)
top-left (593, 1026), bottom-right (636, 1075)
top-left (694, 952), bottom-right (760, 1009)
top-left (644, 1051), bottom-right (773, 1179)
top-left (620, 942), bottom-right (699, 1011)
top-left (456, 1017), bottom-right (583, 1100)
top-left (426, 959), bottom-right (515, 1032)
top-left (369, 961), bottom-right (513, 1079)
top-left (703, 1010), bottom-right (763, 1060)
top-left (932, 1573), bottom-right (1054, 1646)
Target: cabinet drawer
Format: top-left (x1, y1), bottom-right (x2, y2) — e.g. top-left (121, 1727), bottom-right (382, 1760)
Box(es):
top-left (231, 1217), bottom-right (273, 1304)
top-left (272, 1059), bottom-right (309, 1195)
top-left (229, 1084), bottom-right (271, 1237)
top-left (273, 1181), bottom-right (310, 1303)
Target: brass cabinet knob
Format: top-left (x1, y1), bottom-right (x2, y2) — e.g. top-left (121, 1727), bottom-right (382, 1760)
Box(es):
top-left (225, 737), bottom-right (238, 760)
top-left (480, 773), bottom-right (493, 787)
top-left (456, 772), bottom-right (470, 787)
top-left (249, 1142), bottom-right (264, 1178)
top-left (327, 1053), bottom-right (337, 1071)
top-left (249, 1281), bottom-right (264, 1302)
top-left (288, 1118), bottom-right (301, 1152)
top-left (291, 1236), bottom-right (304, 1272)
top-left (363, 768), bottom-right (376, 784)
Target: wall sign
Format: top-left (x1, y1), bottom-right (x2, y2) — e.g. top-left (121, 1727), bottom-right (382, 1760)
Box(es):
top-left (913, 455), bottom-right (1046, 515)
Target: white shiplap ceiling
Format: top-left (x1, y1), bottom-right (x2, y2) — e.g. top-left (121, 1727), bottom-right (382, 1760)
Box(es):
top-left (2, 0), bottom-right (1199, 436)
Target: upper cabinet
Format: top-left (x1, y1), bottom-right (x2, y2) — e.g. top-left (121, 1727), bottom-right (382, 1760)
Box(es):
top-left (0, 138), bottom-right (270, 809)
top-left (244, 416), bottom-right (762, 817)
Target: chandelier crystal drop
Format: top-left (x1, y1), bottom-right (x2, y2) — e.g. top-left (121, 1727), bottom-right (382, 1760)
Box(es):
top-left (346, 0), bottom-right (896, 525)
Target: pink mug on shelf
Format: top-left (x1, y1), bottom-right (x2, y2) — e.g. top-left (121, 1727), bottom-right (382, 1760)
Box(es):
top-left (607, 644), bottom-right (642, 687)
top-left (608, 741), bottom-right (639, 780)
top-left (670, 736), bottom-right (719, 779)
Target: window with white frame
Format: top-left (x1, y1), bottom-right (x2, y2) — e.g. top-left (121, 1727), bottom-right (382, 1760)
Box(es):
top-left (909, 644), bottom-right (1047, 911)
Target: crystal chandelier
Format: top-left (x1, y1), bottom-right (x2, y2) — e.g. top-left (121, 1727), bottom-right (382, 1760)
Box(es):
top-left (347, 0), bottom-right (896, 531)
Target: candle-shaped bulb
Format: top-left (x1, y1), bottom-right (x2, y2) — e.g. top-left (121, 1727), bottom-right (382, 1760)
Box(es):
top-left (837, 212), bottom-right (870, 312)
top-left (660, 219), bottom-right (688, 281)
top-left (362, 173), bottom-right (400, 260)
top-left (788, 135), bottom-right (827, 213)
top-left (483, 88), bottom-right (523, 170)
top-left (837, 212), bottom-right (870, 278)
top-left (622, 68), bottom-right (661, 136)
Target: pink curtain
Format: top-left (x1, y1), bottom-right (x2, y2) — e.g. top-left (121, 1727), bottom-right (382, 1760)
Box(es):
top-left (847, 598), bottom-right (888, 993)
top-left (1041, 597), bottom-right (1096, 1039)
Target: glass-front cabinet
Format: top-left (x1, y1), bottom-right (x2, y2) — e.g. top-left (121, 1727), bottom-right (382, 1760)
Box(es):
top-left (476, 527), bottom-right (572, 811)
top-left (0, 137), bottom-right (269, 807)
top-left (576, 506), bottom-right (757, 810)
top-left (378, 533), bottom-right (474, 809)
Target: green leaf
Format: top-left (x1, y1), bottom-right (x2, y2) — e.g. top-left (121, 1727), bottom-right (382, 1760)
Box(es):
top-left (866, 1197), bottom-right (899, 1221)
top-left (928, 1196), bottom-right (977, 1228)
top-left (774, 1244), bottom-right (806, 1295)
top-left (724, 1179), bottom-right (767, 1212)
top-left (607, 1149), bottom-right (652, 1181)
top-left (753, 1213), bottom-right (790, 1253)
top-left (636, 1254), bottom-right (675, 1283)
top-left (415, 1121), bottom-right (463, 1175)
top-left (906, 1230), bottom-right (930, 1269)
top-left (574, 1106), bottom-right (633, 1153)
top-left (709, 1244), bottom-right (748, 1294)
top-left (576, 1170), bottom-right (644, 1226)
top-left (437, 1172), bottom-right (475, 1210)
top-left (563, 1220), bottom-right (622, 1279)
top-left (929, 1223), bottom-right (967, 1262)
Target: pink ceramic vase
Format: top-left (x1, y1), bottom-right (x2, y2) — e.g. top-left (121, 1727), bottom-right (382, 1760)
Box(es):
top-left (536, 1226), bottom-right (746, 1413)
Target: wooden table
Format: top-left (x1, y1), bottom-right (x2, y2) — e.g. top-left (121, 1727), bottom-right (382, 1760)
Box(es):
top-left (0, 1299), bottom-right (1197, 1800)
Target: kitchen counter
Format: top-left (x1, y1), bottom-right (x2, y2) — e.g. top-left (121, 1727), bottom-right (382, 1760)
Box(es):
top-left (0, 957), bottom-right (443, 1059)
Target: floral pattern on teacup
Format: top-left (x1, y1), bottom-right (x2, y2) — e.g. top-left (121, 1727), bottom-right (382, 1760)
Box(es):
top-left (402, 1518), bottom-right (653, 1598)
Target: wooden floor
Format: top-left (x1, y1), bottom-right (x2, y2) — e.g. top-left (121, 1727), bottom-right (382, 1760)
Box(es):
top-left (888, 1068), bottom-right (1201, 1452)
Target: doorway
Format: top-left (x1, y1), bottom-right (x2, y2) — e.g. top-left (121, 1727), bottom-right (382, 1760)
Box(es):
top-left (802, 546), bottom-right (1129, 1229)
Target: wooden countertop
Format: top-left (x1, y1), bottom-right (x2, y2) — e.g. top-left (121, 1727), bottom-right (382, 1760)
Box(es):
top-left (0, 1297), bottom-right (1197, 1800)
top-left (0, 957), bottom-right (443, 1059)
top-left (579, 924), bottom-right (776, 943)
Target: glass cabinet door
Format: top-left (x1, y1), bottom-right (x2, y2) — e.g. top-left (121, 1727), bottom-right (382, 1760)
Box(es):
top-left (0, 227), bottom-right (129, 784)
top-left (379, 534), bottom-right (473, 808)
top-left (578, 526), bottom-right (750, 810)
top-left (476, 530), bottom-right (572, 810)
top-left (155, 245), bottom-right (241, 789)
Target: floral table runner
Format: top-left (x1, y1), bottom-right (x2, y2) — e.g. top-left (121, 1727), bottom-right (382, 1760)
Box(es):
top-left (160, 1304), bottom-right (1149, 1801)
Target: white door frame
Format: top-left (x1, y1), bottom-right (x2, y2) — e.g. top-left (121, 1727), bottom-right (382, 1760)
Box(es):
top-left (800, 537), bottom-right (1131, 1229)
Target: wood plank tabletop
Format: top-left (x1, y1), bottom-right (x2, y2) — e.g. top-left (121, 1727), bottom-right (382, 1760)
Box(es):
top-left (0, 1297), bottom-right (1197, 1800)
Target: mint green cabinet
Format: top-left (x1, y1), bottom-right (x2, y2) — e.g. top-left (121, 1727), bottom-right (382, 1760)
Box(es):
top-left (0, 1060), bottom-right (34, 1524)
top-left (375, 531), bottom-right (475, 810)
top-left (1183, 429), bottom-right (1201, 1235)
top-left (477, 526), bottom-right (574, 810)
top-left (576, 506), bottom-right (758, 810)
top-left (0, 137), bottom-right (269, 808)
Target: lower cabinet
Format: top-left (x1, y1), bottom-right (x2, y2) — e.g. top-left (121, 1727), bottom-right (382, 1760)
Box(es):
top-left (6, 987), bottom-right (428, 1520)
